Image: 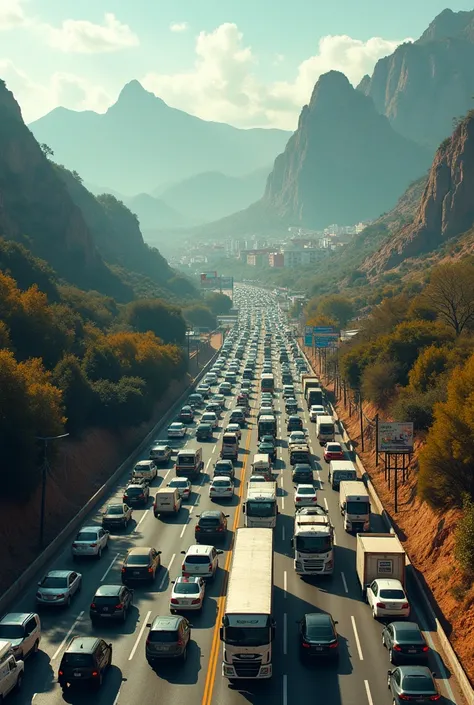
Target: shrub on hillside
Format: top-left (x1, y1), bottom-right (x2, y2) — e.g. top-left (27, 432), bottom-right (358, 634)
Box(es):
top-left (361, 361), bottom-right (399, 407)
top-left (455, 495), bottom-right (474, 577)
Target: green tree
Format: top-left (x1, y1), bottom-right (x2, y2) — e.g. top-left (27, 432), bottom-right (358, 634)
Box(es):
top-left (361, 361), bottom-right (399, 407)
top-left (316, 295), bottom-right (355, 328)
top-left (39, 143), bottom-right (54, 158)
top-left (360, 294), bottom-right (411, 340)
top-left (418, 353), bottom-right (474, 509)
top-left (205, 292), bottom-right (233, 315)
top-left (123, 299), bottom-right (186, 344)
top-left (408, 345), bottom-right (453, 393)
top-left (183, 304), bottom-right (216, 329)
top-left (455, 495), bottom-right (474, 577)
top-left (424, 262), bottom-right (474, 335)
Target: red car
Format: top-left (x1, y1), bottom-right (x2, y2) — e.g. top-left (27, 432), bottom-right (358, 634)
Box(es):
top-left (324, 442), bottom-right (345, 462)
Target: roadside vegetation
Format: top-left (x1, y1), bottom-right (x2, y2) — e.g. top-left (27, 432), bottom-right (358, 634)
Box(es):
top-left (0, 239), bottom-right (232, 501)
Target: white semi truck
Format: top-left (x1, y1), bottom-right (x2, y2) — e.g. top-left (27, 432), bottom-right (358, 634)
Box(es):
top-left (339, 480), bottom-right (370, 533)
top-left (243, 482), bottom-right (278, 528)
top-left (291, 509), bottom-right (335, 575)
top-left (220, 528), bottom-right (275, 679)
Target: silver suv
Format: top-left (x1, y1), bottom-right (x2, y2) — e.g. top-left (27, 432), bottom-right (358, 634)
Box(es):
top-left (145, 615), bottom-right (192, 663)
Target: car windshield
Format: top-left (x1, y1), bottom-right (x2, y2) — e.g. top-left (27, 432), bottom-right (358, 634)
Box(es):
top-left (185, 555), bottom-right (211, 564)
top-left (401, 675), bottom-right (435, 693)
top-left (107, 505), bottom-right (124, 515)
top-left (298, 488), bottom-right (315, 495)
top-left (306, 622), bottom-right (334, 640)
top-left (170, 424), bottom-right (182, 429)
top-left (247, 501), bottom-right (276, 517)
top-left (126, 554), bottom-right (150, 566)
top-left (296, 536), bottom-right (332, 553)
top-left (0, 625), bottom-right (24, 639)
top-left (125, 487), bottom-right (144, 496)
top-left (148, 631), bottom-right (178, 643)
top-left (346, 501), bottom-right (370, 514)
top-left (170, 480), bottom-right (188, 487)
top-left (327, 445), bottom-right (342, 452)
top-left (41, 576), bottom-right (67, 588)
top-left (379, 589), bottom-right (405, 599)
top-left (175, 583), bottom-right (200, 594)
top-left (76, 531), bottom-right (97, 542)
top-left (224, 626), bottom-right (270, 647)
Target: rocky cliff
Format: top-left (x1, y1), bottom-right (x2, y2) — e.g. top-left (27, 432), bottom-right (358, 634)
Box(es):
top-left (261, 71), bottom-right (430, 228)
top-left (0, 80), bottom-right (131, 299)
top-left (361, 110), bottom-right (474, 275)
top-left (358, 8), bottom-right (474, 150)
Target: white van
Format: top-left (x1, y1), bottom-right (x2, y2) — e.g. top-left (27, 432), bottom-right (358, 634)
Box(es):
top-left (180, 545), bottom-right (223, 581)
top-left (153, 488), bottom-right (182, 517)
top-left (251, 454), bottom-right (273, 480)
top-left (0, 641), bottom-right (24, 699)
top-left (132, 460), bottom-right (157, 483)
top-left (328, 460), bottom-right (358, 490)
top-left (316, 415), bottom-right (335, 445)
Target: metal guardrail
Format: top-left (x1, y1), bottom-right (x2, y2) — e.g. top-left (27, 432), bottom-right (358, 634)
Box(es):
top-left (0, 347), bottom-right (220, 615)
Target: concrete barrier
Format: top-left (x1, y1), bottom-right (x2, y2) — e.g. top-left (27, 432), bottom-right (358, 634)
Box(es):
top-left (0, 348), bottom-right (219, 614)
top-left (300, 347), bottom-right (474, 704)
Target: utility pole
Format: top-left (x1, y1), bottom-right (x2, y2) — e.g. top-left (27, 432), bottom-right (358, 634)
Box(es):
top-left (36, 433), bottom-right (69, 548)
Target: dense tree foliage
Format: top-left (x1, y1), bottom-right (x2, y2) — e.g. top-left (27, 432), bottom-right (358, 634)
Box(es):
top-left (122, 298), bottom-right (187, 344)
top-left (183, 304), bottom-right (216, 329)
top-left (205, 292), bottom-right (233, 315)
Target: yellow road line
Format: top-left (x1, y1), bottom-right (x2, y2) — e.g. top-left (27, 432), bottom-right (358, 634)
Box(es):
top-left (201, 409), bottom-right (254, 705)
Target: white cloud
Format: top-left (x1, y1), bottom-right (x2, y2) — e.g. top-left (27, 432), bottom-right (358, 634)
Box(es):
top-left (0, 59), bottom-right (112, 122)
top-left (142, 23), bottom-right (411, 129)
top-left (40, 12), bottom-right (139, 53)
top-left (0, 0), bottom-right (27, 30)
top-left (170, 22), bottom-right (188, 33)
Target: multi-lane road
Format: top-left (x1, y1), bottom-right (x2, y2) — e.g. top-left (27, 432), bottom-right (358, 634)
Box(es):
top-left (6, 295), bottom-right (463, 705)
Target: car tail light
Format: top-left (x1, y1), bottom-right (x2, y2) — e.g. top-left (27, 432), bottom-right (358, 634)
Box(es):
top-left (177, 640), bottom-right (184, 647)
top-left (57, 594), bottom-right (65, 599)
top-left (311, 497), bottom-right (317, 502)
top-left (90, 543), bottom-right (97, 548)
top-left (208, 564), bottom-right (213, 572)
top-left (329, 641), bottom-right (338, 649)
top-left (429, 696), bottom-right (441, 701)
top-left (138, 494), bottom-right (144, 499)
top-left (90, 603), bottom-right (96, 609)
top-left (295, 497), bottom-right (301, 502)
top-left (153, 503), bottom-right (156, 510)
top-left (217, 526), bottom-right (224, 531)
top-left (393, 644), bottom-right (402, 651)
top-left (59, 670), bottom-right (64, 676)
top-left (123, 495), bottom-right (127, 501)
top-left (301, 641), bottom-right (310, 648)
top-left (422, 645), bottom-right (429, 652)
top-left (115, 603), bottom-right (123, 609)
top-left (191, 598), bottom-right (201, 604)
top-left (195, 526), bottom-right (200, 532)
top-left (92, 671), bottom-right (99, 677)
top-left (121, 567), bottom-right (126, 573)
top-left (401, 602), bottom-right (409, 609)
top-left (376, 602), bottom-right (386, 609)
top-left (170, 598), bottom-right (179, 604)
top-left (399, 696), bottom-right (410, 701)
top-left (148, 567), bottom-right (154, 573)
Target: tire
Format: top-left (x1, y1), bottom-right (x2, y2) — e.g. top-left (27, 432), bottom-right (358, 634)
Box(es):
top-left (32, 640), bottom-right (39, 655)
top-left (122, 609), bottom-right (127, 622)
top-left (181, 647), bottom-right (187, 663)
top-left (94, 672), bottom-right (103, 690)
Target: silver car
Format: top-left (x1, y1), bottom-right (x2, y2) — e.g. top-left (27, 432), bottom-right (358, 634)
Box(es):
top-left (36, 570), bottom-right (82, 608)
top-left (71, 526), bottom-right (109, 559)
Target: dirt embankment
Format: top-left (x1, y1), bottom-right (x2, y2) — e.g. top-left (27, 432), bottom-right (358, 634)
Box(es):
top-left (308, 350), bottom-right (474, 686)
top-left (0, 339), bottom-right (219, 595)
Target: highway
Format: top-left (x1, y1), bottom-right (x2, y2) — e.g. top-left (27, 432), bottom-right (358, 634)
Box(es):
top-left (6, 288), bottom-right (462, 705)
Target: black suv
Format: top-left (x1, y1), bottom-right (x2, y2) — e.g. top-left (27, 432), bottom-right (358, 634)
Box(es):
top-left (58, 636), bottom-right (112, 690)
top-left (123, 481), bottom-right (149, 507)
top-left (90, 585), bottom-right (134, 623)
top-left (287, 416), bottom-right (303, 432)
top-left (196, 423), bottom-right (213, 441)
top-left (195, 511), bottom-right (229, 542)
top-left (121, 547), bottom-right (161, 584)
top-left (146, 615), bottom-right (192, 664)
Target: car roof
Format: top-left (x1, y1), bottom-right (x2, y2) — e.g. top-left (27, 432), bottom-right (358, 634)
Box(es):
top-left (78, 525), bottom-right (100, 532)
top-left (152, 445), bottom-right (169, 450)
top-left (95, 585), bottom-right (122, 597)
top-left (0, 613), bottom-right (34, 625)
top-left (127, 546), bottom-right (152, 555)
top-left (175, 576), bottom-right (201, 585)
top-left (390, 621), bottom-right (422, 634)
top-left (200, 510), bottom-right (222, 518)
top-left (45, 570), bottom-right (72, 578)
top-left (375, 579), bottom-right (404, 588)
top-left (150, 615), bottom-right (183, 631)
top-left (296, 484), bottom-right (315, 490)
top-left (397, 665), bottom-right (432, 676)
top-left (66, 636), bottom-right (100, 654)
top-left (186, 544), bottom-right (215, 553)
top-left (293, 464), bottom-right (312, 470)
top-left (305, 613), bottom-right (333, 626)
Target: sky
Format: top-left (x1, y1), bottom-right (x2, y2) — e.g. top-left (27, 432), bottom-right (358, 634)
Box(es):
top-left (1, 0), bottom-right (473, 130)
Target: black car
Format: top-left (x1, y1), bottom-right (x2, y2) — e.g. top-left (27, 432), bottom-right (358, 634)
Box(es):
top-left (382, 622), bottom-right (429, 665)
top-left (179, 406), bottom-right (194, 423)
top-left (196, 423), bottom-right (213, 441)
top-left (90, 585), bottom-right (133, 624)
top-left (195, 510), bottom-right (229, 542)
top-left (292, 463), bottom-right (313, 483)
top-left (287, 416), bottom-right (303, 432)
top-left (298, 613), bottom-right (339, 659)
top-left (258, 440), bottom-right (277, 461)
top-left (123, 482), bottom-right (149, 507)
top-left (58, 636), bottom-right (112, 690)
top-left (121, 547), bottom-right (161, 584)
top-left (285, 400), bottom-right (298, 414)
top-left (146, 615), bottom-right (192, 664)
top-left (388, 666), bottom-right (440, 704)
top-left (213, 460), bottom-right (235, 480)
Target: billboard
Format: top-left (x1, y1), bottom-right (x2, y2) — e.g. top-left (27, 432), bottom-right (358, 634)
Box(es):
top-left (313, 326), bottom-right (336, 334)
top-left (200, 272), bottom-right (218, 289)
top-left (378, 422), bottom-right (414, 454)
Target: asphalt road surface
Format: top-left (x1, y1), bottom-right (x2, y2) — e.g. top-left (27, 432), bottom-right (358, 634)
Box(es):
top-left (6, 303), bottom-right (463, 705)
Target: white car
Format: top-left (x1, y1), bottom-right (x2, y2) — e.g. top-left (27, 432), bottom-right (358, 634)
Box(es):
top-left (226, 423), bottom-right (242, 440)
top-left (310, 405), bottom-right (326, 422)
top-left (247, 475), bottom-right (267, 486)
top-left (170, 576), bottom-right (205, 612)
top-left (72, 526), bottom-right (109, 559)
top-left (288, 431), bottom-right (307, 449)
top-left (209, 477), bottom-right (234, 500)
top-left (168, 478), bottom-right (192, 500)
top-left (167, 422), bottom-right (186, 438)
top-left (367, 579), bottom-right (410, 620)
top-left (294, 484), bottom-right (318, 507)
top-left (201, 412), bottom-right (218, 429)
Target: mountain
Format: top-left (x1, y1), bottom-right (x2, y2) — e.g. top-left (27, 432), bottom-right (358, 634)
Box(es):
top-left (0, 79), bottom-right (132, 300)
top-left (361, 109), bottom-right (474, 275)
top-left (28, 80), bottom-right (291, 195)
top-left (358, 8), bottom-right (474, 150)
top-left (124, 193), bottom-right (187, 229)
top-left (156, 168), bottom-right (270, 224)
